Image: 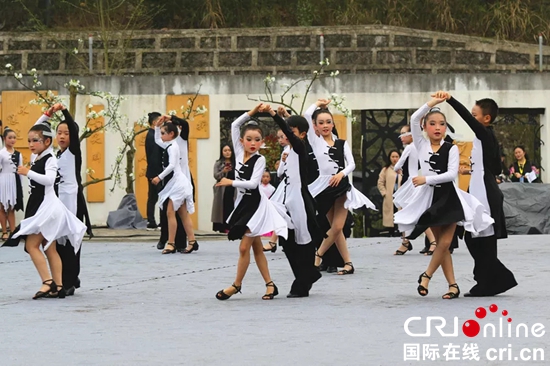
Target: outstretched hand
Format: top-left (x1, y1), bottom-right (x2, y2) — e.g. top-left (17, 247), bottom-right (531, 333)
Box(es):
top-left (216, 177), bottom-right (233, 187)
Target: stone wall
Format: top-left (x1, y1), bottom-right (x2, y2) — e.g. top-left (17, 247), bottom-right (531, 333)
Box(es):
top-left (1, 25), bottom-right (549, 75)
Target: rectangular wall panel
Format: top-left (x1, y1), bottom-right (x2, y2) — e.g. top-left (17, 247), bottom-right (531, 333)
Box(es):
top-left (85, 105), bottom-right (105, 202)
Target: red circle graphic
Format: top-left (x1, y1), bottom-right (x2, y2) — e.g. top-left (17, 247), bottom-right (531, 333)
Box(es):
top-left (475, 307), bottom-right (487, 319)
top-left (462, 320), bottom-right (480, 337)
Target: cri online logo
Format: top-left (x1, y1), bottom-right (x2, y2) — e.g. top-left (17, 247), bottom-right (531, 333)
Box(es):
top-left (404, 304), bottom-right (545, 338)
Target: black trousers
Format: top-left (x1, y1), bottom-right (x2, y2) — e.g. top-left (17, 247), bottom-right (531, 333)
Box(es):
top-left (159, 200), bottom-right (187, 250)
top-left (465, 233), bottom-right (517, 295)
top-left (57, 240), bottom-right (80, 289)
top-left (147, 180), bottom-right (159, 226)
top-left (280, 230), bottom-right (322, 295)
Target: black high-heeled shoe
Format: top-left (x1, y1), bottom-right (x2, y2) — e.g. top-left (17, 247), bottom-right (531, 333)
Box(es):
top-left (314, 251), bottom-right (323, 270)
top-left (442, 284), bottom-right (460, 299)
top-left (337, 262), bottom-right (355, 275)
top-left (425, 241), bottom-right (437, 256)
top-left (162, 243), bottom-right (176, 254)
top-left (263, 241), bottom-right (277, 253)
top-left (47, 285), bottom-right (66, 299)
top-left (33, 279), bottom-right (56, 300)
top-left (216, 283), bottom-right (242, 300)
top-left (395, 240), bottom-right (413, 255)
top-left (417, 272), bottom-right (432, 296)
top-left (262, 281), bottom-right (279, 300)
top-left (182, 240), bottom-right (199, 254)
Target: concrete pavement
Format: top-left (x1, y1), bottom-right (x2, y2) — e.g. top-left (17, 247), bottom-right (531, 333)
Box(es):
top-left (0, 235), bottom-right (549, 365)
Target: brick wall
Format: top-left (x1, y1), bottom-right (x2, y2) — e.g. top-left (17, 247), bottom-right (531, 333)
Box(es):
top-left (1, 25), bottom-right (549, 75)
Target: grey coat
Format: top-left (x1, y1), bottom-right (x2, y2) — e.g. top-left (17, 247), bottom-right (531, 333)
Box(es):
top-left (211, 160), bottom-right (235, 224)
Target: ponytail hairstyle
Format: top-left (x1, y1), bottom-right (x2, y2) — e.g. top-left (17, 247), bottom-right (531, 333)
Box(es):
top-left (240, 120), bottom-right (264, 138)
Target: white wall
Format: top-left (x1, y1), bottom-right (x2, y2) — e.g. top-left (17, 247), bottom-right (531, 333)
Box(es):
top-left (4, 74), bottom-right (549, 230)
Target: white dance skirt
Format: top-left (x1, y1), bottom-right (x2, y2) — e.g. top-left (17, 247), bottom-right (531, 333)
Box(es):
top-left (394, 183), bottom-right (494, 237)
top-left (270, 182), bottom-right (285, 204)
top-left (0, 173), bottom-right (17, 209)
top-left (12, 193), bottom-right (87, 253)
top-left (393, 179), bottom-right (415, 209)
top-left (308, 175), bottom-right (377, 211)
top-left (158, 175), bottom-right (194, 214)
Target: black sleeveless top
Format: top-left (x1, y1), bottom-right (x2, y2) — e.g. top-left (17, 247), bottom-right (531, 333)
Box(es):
top-left (329, 139), bottom-right (346, 173)
top-left (227, 154), bottom-right (262, 241)
top-left (305, 138), bottom-right (319, 184)
top-left (161, 144), bottom-right (174, 185)
top-left (426, 141), bottom-right (453, 187)
top-left (10, 150), bottom-right (24, 211)
top-left (26, 154), bottom-right (59, 218)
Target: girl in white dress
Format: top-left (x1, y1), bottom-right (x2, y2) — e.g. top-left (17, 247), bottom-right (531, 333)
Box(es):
top-left (0, 128), bottom-right (23, 241)
top-left (215, 103), bottom-right (288, 301)
top-left (3, 122), bottom-right (86, 299)
top-left (305, 99), bottom-right (376, 275)
top-left (36, 103), bottom-right (93, 295)
top-left (394, 96), bottom-right (493, 299)
top-left (151, 121), bottom-right (195, 255)
top-left (392, 125), bottom-right (436, 255)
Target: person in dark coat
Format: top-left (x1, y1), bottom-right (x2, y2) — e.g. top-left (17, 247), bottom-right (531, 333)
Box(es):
top-left (439, 92), bottom-right (517, 297)
top-left (145, 112), bottom-right (163, 231)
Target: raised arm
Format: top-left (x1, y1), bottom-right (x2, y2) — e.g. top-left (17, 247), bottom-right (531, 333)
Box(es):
top-left (277, 148), bottom-right (288, 177)
top-left (304, 103), bottom-right (319, 146)
top-left (231, 113), bottom-right (250, 158)
top-left (171, 115), bottom-right (190, 141)
top-left (268, 108), bottom-right (305, 156)
top-left (154, 126), bottom-right (167, 149)
top-left (410, 103), bottom-right (430, 150)
top-left (232, 155), bottom-right (266, 190)
top-left (394, 144), bottom-right (412, 172)
top-left (425, 145), bottom-right (459, 185)
top-left (158, 145), bottom-right (179, 180)
top-left (61, 109), bottom-right (81, 156)
top-left (446, 96), bottom-right (490, 143)
top-left (27, 156), bottom-right (58, 186)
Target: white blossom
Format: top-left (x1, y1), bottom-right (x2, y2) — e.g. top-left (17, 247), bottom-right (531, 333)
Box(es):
top-left (72, 48), bottom-right (79, 54)
top-left (168, 110), bottom-right (177, 116)
top-left (35, 81), bottom-right (42, 87)
top-left (14, 73), bottom-right (22, 79)
top-left (5, 63), bottom-right (12, 69)
top-left (88, 104), bottom-right (94, 109)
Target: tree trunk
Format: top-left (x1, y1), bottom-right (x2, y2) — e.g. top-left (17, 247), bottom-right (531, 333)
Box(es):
top-left (69, 86), bottom-right (77, 116)
top-left (125, 144), bottom-right (136, 194)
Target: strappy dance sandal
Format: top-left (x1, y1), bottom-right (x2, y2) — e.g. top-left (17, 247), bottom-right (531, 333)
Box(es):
top-left (337, 262), bottom-right (355, 275)
top-left (216, 283), bottom-right (242, 301)
top-left (262, 281), bottom-right (279, 300)
top-left (417, 272), bottom-right (432, 296)
top-left (395, 241), bottom-right (413, 255)
top-left (263, 241), bottom-right (277, 253)
top-left (425, 241), bottom-right (437, 256)
top-left (1, 231), bottom-right (9, 241)
top-left (33, 279), bottom-right (56, 300)
top-left (182, 240), bottom-right (199, 254)
top-left (46, 285), bottom-right (66, 299)
top-left (442, 284), bottom-right (460, 299)
top-left (314, 251), bottom-right (323, 270)
top-left (162, 242), bottom-right (176, 254)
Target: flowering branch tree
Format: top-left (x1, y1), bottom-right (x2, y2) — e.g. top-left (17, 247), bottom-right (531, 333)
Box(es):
top-left (121, 87), bottom-right (207, 194)
top-left (247, 59), bottom-right (355, 122)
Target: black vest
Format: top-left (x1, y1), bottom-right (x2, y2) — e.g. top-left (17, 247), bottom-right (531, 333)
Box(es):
top-left (235, 154), bottom-right (261, 199)
top-left (10, 150), bottom-right (24, 211)
top-left (328, 139), bottom-right (346, 173)
top-left (161, 144), bottom-right (174, 185)
top-left (26, 154), bottom-right (59, 218)
top-left (426, 142), bottom-right (453, 186)
top-left (305, 138), bottom-right (320, 184)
